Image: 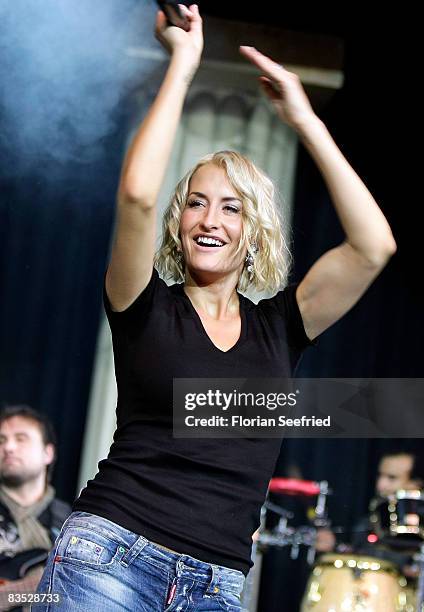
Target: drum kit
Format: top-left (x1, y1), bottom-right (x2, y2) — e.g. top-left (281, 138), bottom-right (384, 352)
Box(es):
top-left (242, 480), bottom-right (424, 612)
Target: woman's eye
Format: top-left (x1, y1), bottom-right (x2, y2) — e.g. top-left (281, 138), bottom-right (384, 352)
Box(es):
top-left (187, 201), bottom-right (239, 213)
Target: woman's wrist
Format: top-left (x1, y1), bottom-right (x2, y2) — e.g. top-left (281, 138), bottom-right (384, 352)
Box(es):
top-left (293, 113), bottom-right (325, 137)
top-left (294, 115), bottom-right (332, 150)
top-left (168, 50), bottom-right (200, 86)
top-left (170, 46), bottom-right (201, 68)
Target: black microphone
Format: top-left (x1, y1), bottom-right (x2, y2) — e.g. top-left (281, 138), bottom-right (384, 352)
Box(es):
top-left (156, 1), bottom-right (190, 31)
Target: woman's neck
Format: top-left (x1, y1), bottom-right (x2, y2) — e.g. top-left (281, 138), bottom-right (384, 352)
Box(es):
top-left (183, 270), bottom-right (240, 321)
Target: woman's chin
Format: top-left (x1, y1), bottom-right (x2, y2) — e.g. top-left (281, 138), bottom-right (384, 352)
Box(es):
top-left (185, 264), bottom-right (233, 280)
top-left (186, 265), bottom-right (240, 284)
top-left (187, 265), bottom-right (221, 277)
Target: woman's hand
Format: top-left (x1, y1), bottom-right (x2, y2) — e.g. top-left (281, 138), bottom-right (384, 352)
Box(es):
top-left (155, 4), bottom-right (203, 68)
top-left (239, 46), bottom-right (317, 131)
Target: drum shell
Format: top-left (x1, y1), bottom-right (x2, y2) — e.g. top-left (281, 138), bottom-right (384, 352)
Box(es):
top-left (301, 553), bottom-right (409, 612)
top-left (370, 490), bottom-right (424, 546)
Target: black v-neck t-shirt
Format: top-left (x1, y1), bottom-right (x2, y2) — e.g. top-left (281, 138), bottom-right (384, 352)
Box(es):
top-left (73, 268), bottom-right (317, 575)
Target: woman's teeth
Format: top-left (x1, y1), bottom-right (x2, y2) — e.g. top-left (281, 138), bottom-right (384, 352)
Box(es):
top-left (195, 237), bottom-right (225, 247)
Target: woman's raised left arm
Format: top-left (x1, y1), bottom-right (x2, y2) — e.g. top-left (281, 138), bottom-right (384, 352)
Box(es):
top-left (240, 46), bottom-right (397, 340)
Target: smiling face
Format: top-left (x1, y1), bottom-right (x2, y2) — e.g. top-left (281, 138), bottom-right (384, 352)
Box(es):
top-left (179, 163), bottom-right (246, 283)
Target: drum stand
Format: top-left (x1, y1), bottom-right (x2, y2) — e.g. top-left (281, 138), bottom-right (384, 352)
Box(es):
top-left (241, 479), bottom-right (330, 612)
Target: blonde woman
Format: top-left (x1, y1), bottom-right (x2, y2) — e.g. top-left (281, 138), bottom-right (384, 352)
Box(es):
top-left (35, 4), bottom-right (396, 611)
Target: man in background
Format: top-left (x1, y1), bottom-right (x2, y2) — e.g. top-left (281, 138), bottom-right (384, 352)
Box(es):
top-left (315, 449), bottom-right (424, 559)
top-left (0, 405), bottom-right (71, 610)
top-left (374, 450), bottom-right (423, 497)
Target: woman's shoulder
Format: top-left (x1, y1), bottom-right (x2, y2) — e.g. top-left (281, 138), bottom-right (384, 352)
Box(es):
top-left (255, 283), bottom-right (318, 348)
top-left (103, 267), bottom-right (174, 322)
top-left (241, 284), bottom-right (297, 313)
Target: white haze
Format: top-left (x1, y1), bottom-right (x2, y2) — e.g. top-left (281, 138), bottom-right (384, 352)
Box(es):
top-left (0, 0), bottom-right (162, 174)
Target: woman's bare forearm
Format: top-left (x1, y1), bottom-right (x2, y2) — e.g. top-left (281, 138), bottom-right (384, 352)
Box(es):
top-left (297, 116), bottom-right (397, 266)
top-left (238, 46), bottom-right (396, 268)
top-left (118, 52), bottom-right (198, 208)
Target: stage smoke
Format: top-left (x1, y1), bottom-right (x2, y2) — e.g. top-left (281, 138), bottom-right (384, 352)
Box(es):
top-left (0, 0), bottom-right (160, 178)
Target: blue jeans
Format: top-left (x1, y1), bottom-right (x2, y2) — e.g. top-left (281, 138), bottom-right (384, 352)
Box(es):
top-left (32, 511), bottom-right (247, 611)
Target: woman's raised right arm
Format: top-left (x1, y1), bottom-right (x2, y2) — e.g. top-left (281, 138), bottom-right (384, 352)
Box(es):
top-left (106, 5), bottom-right (203, 311)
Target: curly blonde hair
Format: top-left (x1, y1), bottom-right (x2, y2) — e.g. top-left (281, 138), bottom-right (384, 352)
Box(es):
top-left (154, 150), bottom-right (292, 294)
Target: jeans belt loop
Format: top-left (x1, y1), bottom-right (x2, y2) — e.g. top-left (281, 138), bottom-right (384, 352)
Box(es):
top-left (120, 535), bottom-right (148, 568)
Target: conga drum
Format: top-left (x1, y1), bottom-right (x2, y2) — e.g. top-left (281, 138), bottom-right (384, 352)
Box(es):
top-left (301, 553), bottom-right (409, 611)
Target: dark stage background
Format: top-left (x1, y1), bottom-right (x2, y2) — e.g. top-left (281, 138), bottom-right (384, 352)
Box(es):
top-left (0, 3), bottom-right (420, 611)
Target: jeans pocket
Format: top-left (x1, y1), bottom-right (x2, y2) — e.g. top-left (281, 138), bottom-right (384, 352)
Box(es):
top-left (56, 526), bottom-right (123, 571)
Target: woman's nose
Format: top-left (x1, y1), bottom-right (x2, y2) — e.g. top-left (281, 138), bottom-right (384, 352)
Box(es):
top-left (200, 205), bottom-right (219, 230)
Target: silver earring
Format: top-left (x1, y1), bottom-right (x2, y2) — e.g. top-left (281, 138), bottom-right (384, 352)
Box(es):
top-left (245, 244), bottom-right (258, 279)
top-left (175, 251), bottom-right (183, 265)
